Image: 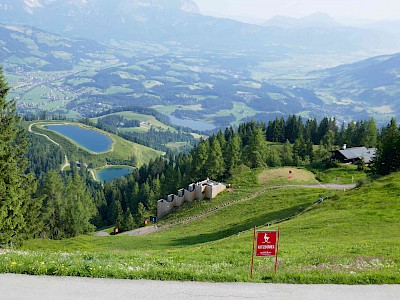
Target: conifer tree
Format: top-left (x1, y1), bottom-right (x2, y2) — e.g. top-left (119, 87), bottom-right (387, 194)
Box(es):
top-left (316, 130), bottom-right (335, 163)
top-left (292, 138), bottom-right (303, 166)
top-left (135, 202), bottom-right (146, 227)
top-left (114, 200), bottom-right (124, 229)
top-left (225, 134), bottom-right (241, 175)
top-left (244, 127), bottom-right (266, 168)
top-left (40, 170), bottom-right (65, 239)
top-left (305, 118), bottom-right (318, 144)
top-left (206, 139), bottom-right (225, 180)
top-left (345, 121), bottom-right (356, 147)
top-left (63, 174), bottom-right (96, 237)
top-left (129, 181), bottom-right (139, 213)
top-left (217, 130), bottom-right (227, 152)
top-left (365, 118), bottom-right (378, 148)
top-left (372, 118), bottom-right (400, 175)
top-left (224, 126), bottom-right (234, 142)
top-left (266, 147), bottom-right (281, 167)
top-left (151, 176), bottom-right (161, 202)
top-left (192, 140), bottom-right (209, 180)
top-left (280, 140), bottom-right (293, 166)
top-left (0, 67), bottom-right (36, 246)
top-left (317, 117), bottom-right (330, 144)
top-left (138, 181), bottom-right (151, 208)
top-left (92, 190), bottom-right (108, 228)
top-left (121, 208), bottom-right (136, 232)
top-left (337, 121), bottom-right (346, 147)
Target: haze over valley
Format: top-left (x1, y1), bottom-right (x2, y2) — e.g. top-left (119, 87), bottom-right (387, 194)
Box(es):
top-left (1, 0), bottom-right (400, 128)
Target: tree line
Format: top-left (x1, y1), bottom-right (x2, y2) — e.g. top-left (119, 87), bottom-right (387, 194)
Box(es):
top-left (265, 115), bottom-right (377, 148)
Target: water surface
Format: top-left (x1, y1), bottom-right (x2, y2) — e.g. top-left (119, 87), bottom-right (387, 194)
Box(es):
top-left (97, 167), bottom-right (133, 182)
top-left (45, 124), bottom-right (112, 153)
top-left (169, 115), bottom-right (216, 131)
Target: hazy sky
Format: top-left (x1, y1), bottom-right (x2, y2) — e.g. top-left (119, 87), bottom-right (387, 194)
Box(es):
top-left (194, 0), bottom-right (400, 22)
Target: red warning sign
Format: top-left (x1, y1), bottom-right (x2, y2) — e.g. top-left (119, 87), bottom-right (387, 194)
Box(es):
top-left (256, 230), bottom-right (278, 257)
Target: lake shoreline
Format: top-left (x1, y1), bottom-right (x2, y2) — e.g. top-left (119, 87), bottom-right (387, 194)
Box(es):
top-left (43, 123), bottom-right (114, 154)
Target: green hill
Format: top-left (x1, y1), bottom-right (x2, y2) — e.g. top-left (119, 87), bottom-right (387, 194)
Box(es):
top-left (90, 111), bottom-right (176, 133)
top-left (308, 52), bottom-right (400, 120)
top-left (29, 121), bottom-right (163, 168)
top-left (1, 167), bottom-right (399, 283)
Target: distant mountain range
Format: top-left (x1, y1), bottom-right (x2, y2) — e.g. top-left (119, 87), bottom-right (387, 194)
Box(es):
top-left (1, 0), bottom-right (400, 125)
top-left (0, 24), bottom-right (105, 70)
top-left (0, 0), bottom-right (398, 53)
top-left (308, 52), bottom-right (400, 119)
top-left (263, 12), bottom-right (341, 29)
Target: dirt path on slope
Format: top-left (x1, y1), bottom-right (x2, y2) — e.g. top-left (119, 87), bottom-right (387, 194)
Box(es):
top-left (28, 123), bottom-right (60, 146)
top-left (29, 123), bottom-right (70, 172)
top-left (118, 183), bottom-right (356, 237)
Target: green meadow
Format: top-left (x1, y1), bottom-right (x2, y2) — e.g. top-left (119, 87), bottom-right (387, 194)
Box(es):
top-left (1, 167), bottom-right (399, 283)
top-left (93, 111), bottom-right (175, 133)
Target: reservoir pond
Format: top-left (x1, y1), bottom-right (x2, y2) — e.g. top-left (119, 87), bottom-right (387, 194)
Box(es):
top-left (45, 124), bottom-right (113, 153)
top-left (97, 167), bottom-right (133, 182)
top-left (169, 115), bottom-right (216, 131)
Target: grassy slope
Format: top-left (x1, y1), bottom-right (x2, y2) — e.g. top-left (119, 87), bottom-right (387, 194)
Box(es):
top-left (258, 167), bottom-right (320, 186)
top-left (1, 167), bottom-right (399, 283)
top-left (311, 164), bottom-right (368, 184)
top-left (90, 111), bottom-right (176, 133)
top-left (29, 121), bottom-right (163, 167)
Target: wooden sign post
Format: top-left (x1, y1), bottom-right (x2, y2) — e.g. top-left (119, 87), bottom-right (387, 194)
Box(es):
top-left (250, 227), bottom-right (281, 279)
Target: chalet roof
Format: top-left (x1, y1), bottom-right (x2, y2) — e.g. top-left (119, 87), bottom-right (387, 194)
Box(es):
top-left (337, 147), bottom-right (376, 164)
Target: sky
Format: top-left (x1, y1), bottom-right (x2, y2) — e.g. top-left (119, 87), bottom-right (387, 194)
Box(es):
top-left (194, 0), bottom-right (400, 23)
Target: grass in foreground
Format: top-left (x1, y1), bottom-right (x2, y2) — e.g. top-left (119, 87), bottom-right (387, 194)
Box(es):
top-left (1, 168), bottom-right (399, 283)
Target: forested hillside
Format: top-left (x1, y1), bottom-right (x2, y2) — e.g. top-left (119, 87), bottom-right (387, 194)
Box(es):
top-left (1, 66), bottom-right (400, 245)
top-left (25, 115), bottom-right (384, 236)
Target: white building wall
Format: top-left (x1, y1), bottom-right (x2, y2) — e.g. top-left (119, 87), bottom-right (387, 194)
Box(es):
top-left (157, 199), bottom-right (174, 219)
top-left (184, 190), bottom-right (196, 202)
top-left (157, 179), bottom-right (226, 219)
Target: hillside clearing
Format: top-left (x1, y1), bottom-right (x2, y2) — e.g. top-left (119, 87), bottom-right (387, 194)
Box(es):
top-left (91, 111), bottom-right (175, 133)
top-left (259, 167), bottom-right (320, 186)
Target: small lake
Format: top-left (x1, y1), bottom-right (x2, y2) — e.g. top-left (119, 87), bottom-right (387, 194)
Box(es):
top-left (169, 115), bottom-right (216, 131)
top-left (97, 167), bottom-right (133, 182)
top-left (45, 124), bottom-right (113, 153)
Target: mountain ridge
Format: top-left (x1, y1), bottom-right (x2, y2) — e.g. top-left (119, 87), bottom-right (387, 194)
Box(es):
top-left (263, 12), bottom-right (341, 29)
top-left (307, 51), bottom-right (400, 118)
top-left (0, 23), bottom-right (106, 71)
top-left (0, 0), bottom-right (397, 53)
